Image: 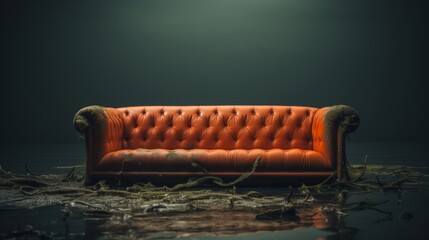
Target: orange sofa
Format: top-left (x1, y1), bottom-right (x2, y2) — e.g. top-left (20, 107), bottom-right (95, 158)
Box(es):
top-left (73, 105), bottom-right (359, 186)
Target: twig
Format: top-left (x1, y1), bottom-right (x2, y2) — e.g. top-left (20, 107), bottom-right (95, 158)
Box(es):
top-left (9, 178), bottom-right (50, 188)
top-left (171, 156), bottom-right (261, 190)
top-left (191, 162), bottom-right (210, 175)
top-left (351, 155), bottom-right (368, 182)
top-left (246, 191), bottom-right (265, 198)
top-left (0, 164), bottom-right (15, 179)
top-left (62, 167), bottom-right (75, 180)
top-left (285, 186), bottom-right (293, 203)
top-left (212, 156), bottom-right (261, 187)
top-left (307, 172), bottom-right (337, 188)
top-left (24, 163), bottom-right (41, 176)
top-left (74, 200), bottom-right (102, 209)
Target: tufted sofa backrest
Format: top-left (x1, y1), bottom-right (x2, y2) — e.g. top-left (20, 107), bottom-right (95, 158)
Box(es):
top-left (117, 106), bottom-right (318, 151)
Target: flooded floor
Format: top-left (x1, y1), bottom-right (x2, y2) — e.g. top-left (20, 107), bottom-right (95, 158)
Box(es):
top-left (0, 142), bottom-right (428, 239)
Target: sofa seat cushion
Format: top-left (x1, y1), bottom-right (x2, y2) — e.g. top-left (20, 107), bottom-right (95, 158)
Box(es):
top-left (97, 148), bottom-right (332, 172)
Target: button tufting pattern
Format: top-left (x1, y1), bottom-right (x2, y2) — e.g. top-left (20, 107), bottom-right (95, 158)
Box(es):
top-left (113, 106), bottom-right (317, 150)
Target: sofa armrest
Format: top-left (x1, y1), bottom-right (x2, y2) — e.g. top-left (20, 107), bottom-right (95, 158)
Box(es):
top-left (73, 106), bottom-right (124, 182)
top-left (312, 105), bottom-right (360, 180)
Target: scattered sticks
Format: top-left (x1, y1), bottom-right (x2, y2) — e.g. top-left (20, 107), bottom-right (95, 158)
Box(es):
top-left (0, 155), bottom-right (425, 227)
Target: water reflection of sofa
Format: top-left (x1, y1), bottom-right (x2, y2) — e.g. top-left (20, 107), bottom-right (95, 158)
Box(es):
top-left (73, 105), bottom-right (359, 185)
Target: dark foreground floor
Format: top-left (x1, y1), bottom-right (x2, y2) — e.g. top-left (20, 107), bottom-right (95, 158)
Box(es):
top-left (0, 142), bottom-right (428, 240)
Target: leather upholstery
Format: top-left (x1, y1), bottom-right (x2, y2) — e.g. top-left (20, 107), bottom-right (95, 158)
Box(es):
top-left (119, 106), bottom-right (316, 150)
top-left (312, 107), bottom-right (335, 168)
top-left (98, 148), bottom-right (330, 172)
top-left (74, 105), bottom-right (359, 185)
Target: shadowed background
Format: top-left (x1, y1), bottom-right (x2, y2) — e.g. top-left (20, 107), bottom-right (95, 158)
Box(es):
top-left (1, 0), bottom-right (428, 144)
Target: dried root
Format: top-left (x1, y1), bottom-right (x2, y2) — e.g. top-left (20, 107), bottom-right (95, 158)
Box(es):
top-left (0, 154), bottom-right (425, 229)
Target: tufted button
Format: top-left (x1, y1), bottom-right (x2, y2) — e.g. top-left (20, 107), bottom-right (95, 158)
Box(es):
top-left (223, 120), bottom-right (228, 127)
top-left (195, 109), bottom-right (201, 116)
top-left (306, 109), bottom-right (310, 116)
top-left (124, 110), bottom-right (129, 116)
top-left (287, 108), bottom-right (292, 115)
top-left (241, 118), bottom-right (247, 127)
top-left (167, 116), bottom-right (174, 127)
top-left (159, 109), bottom-right (164, 115)
top-left (231, 108), bottom-right (237, 115)
top-left (186, 120), bottom-right (192, 128)
top-left (141, 110), bottom-right (146, 115)
top-left (269, 108), bottom-right (274, 115)
top-left (251, 109), bottom-right (256, 115)
top-left (213, 109), bottom-right (218, 115)
top-left (150, 121), bottom-right (155, 127)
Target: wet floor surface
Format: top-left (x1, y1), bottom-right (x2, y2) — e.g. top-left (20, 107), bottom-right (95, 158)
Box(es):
top-left (0, 142), bottom-right (428, 239)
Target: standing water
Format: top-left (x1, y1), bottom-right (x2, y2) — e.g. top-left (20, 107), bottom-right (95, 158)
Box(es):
top-left (0, 142), bottom-right (428, 239)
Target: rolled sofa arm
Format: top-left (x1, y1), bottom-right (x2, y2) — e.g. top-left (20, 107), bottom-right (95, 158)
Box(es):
top-left (73, 106), bottom-right (124, 182)
top-left (323, 105), bottom-right (360, 136)
top-left (73, 105), bottom-right (107, 135)
top-left (312, 105), bottom-right (360, 180)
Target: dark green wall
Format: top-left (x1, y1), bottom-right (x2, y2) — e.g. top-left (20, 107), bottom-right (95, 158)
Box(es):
top-left (1, 0), bottom-right (428, 144)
